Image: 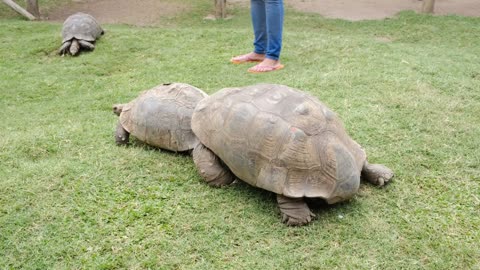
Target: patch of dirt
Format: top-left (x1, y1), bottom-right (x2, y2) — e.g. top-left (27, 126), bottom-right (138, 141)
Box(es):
top-left (46, 0), bottom-right (479, 25)
top-left (285, 0), bottom-right (480, 21)
top-left (46, 0), bottom-right (189, 25)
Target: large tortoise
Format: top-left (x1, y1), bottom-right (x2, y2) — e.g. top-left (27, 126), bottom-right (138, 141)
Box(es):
top-left (191, 83), bottom-right (394, 226)
top-left (59, 12), bottom-right (104, 56)
top-left (113, 83), bottom-right (208, 152)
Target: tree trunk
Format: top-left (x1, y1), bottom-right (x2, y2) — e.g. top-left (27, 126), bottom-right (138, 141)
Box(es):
top-left (214, 0), bottom-right (226, 19)
top-left (421, 0), bottom-right (435, 13)
top-left (26, 0), bottom-right (39, 18)
top-left (2, 0), bottom-right (36, 20)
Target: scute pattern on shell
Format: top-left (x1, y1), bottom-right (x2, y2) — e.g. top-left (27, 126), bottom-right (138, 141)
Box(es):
top-left (120, 83), bottom-right (208, 152)
top-left (192, 84), bottom-right (367, 202)
top-left (62, 12), bottom-right (104, 43)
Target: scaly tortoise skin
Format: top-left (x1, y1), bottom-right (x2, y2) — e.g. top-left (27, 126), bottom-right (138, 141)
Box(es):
top-left (113, 83), bottom-right (208, 152)
top-left (191, 83), bottom-right (393, 226)
top-left (59, 13), bottom-right (104, 56)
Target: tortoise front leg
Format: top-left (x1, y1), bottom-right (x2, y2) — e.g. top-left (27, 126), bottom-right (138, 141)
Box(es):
top-left (115, 121), bottom-right (130, 145)
top-left (78, 40), bottom-right (95, 51)
top-left (277, 194), bottom-right (315, 226)
top-left (361, 161), bottom-right (394, 187)
top-left (58, 41), bottom-right (71, 55)
top-left (192, 143), bottom-right (235, 187)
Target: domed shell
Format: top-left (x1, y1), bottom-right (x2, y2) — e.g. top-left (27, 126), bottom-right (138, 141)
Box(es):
top-left (120, 83), bottom-right (208, 152)
top-left (191, 84), bottom-right (367, 202)
top-left (62, 13), bottom-right (104, 43)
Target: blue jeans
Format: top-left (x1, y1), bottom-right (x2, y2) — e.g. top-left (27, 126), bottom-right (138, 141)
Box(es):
top-left (251, 0), bottom-right (284, 61)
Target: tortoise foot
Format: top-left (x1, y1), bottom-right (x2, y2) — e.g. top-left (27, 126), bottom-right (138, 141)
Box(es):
top-left (362, 163), bottom-right (394, 187)
top-left (192, 144), bottom-right (235, 187)
top-left (115, 122), bottom-right (130, 146)
top-left (277, 194), bottom-right (315, 226)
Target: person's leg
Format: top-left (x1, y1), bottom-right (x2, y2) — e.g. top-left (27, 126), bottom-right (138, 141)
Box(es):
top-left (230, 0), bottom-right (267, 63)
top-left (251, 0), bottom-right (267, 56)
top-left (265, 0), bottom-right (283, 61)
top-left (230, 0), bottom-right (267, 64)
top-left (248, 0), bottom-right (284, 72)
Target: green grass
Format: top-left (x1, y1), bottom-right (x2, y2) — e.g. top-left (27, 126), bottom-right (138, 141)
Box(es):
top-left (1, 1), bottom-right (480, 269)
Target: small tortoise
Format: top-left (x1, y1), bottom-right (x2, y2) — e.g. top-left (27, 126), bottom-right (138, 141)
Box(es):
top-left (59, 12), bottom-right (104, 56)
top-left (113, 83), bottom-right (208, 152)
top-left (191, 84), bottom-right (393, 226)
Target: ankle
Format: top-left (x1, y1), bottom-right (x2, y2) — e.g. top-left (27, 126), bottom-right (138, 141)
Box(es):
top-left (251, 52), bottom-right (265, 58)
top-left (260, 58), bottom-right (279, 66)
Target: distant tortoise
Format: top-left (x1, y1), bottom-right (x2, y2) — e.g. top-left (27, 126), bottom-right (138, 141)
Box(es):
top-left (59, 12), bottom-right (104, 56)
top-left (113, 83), bottom-right (208, 152)
top-left (191, 84), bottom-right (394, 226)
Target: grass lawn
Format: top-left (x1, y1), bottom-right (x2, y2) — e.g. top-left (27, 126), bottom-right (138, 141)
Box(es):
top-left (1, 1), bottom-right (479, 269)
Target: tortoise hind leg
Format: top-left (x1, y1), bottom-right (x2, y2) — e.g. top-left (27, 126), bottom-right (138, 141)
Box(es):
top-left (277, 194), bottom-right (315, 226)
top-left (192, 143), bottom-right (235, 187)
top-left (115, 121), bottom-right (130, 145)
top-left (58, 41), bottom-right (71, 55)
top-left (78, 40), bottom-right (95, 51)
top-left (361, 162), bottom-right (394, 187)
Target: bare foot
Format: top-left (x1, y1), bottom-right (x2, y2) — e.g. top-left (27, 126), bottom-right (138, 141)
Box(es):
top-left (230, 52), bottom-right (265, 64)
top-left (247, 58), bottom-right (284, 73)
top-left (257, 58), bottom-right (280, 67)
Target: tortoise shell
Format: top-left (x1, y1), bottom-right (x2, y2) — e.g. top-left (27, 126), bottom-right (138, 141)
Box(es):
top-left (62, 13), bottom-right (104, 43)
top-left (120, 83), bottom-right (207, 152)
top-left (191, 84), bottom-right (367, 203)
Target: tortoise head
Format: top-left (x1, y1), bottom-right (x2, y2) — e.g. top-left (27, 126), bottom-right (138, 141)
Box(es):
top-left (69, 39), bottom-right (80, 56)
top-left (112, 104), bottom-right (125, 116)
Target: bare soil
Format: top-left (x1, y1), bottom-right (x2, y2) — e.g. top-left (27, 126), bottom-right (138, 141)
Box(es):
top-left (47, 0), bottom-right (189, 25)
top-left (47, 0), bottom-right (479, 25)
top-left (286, 0), bottom-right (480, 21)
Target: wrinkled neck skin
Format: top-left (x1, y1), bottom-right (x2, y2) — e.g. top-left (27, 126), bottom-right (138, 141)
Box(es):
top-left (69, 39), bottom-right (80, 55)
